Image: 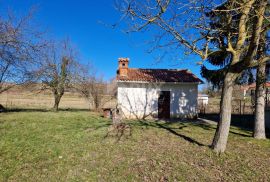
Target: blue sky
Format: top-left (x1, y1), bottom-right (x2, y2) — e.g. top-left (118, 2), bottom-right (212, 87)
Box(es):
top-left (1, 0), bottom-right (204, 84)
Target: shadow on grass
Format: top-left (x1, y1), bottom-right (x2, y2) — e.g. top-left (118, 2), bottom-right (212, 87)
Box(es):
top-left (128, 120), bottom-right (209, 147)
top-left (3, 108), bottom-right (90, 113)
top-left (155, 123), bottom-right (206, 146)
top-left (196, 118), bottom-right (252, 138)
top-left (127, 117), bottom-right (264, 147)
top-left (199, 113), bottom-right (270, 138)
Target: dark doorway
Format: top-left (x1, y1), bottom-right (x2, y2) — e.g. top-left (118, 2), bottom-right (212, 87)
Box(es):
top-left (158, 91), bottom-right (170, 119)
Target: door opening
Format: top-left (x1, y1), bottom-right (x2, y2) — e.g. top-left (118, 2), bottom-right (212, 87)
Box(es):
top-left (158, 91), bottom-right (170, 119)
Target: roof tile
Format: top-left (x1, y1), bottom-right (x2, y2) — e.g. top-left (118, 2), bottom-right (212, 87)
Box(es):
top-left (117, 68), bottom-right (202, 83)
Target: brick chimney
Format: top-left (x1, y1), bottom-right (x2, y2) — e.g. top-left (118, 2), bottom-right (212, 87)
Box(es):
top-left (118, 58), bottom-right (129, 77)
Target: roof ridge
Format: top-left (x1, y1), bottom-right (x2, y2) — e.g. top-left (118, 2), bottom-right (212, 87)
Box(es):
top-left (128, 68), bottom-right (188, 71)
top-left (117, 68), bottom-right (203, 83)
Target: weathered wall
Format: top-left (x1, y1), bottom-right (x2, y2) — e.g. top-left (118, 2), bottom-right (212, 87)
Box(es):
top-left (117, 82), bottom-right (198, 119)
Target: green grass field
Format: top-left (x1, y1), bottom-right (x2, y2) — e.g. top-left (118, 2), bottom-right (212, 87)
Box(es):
top-left (0, 111), bottom-right (270, 181)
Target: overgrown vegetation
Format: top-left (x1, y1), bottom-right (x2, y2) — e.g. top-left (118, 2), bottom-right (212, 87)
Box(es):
top-left (0, 111), bottom-right (269, 181)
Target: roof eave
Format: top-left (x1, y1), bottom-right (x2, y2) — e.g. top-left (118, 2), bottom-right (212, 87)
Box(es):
top-left (116, 80), bottom-right (201, 84)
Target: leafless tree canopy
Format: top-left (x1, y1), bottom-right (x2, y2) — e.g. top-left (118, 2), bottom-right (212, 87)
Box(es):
top-left (75, 66), bottom-right (117, 111)
top-left (0, 10), bottom-right (46, 94)
top-left (37, 40), bottom-right (81, 111)
top-left (118, 0), bottom-right (270, 62)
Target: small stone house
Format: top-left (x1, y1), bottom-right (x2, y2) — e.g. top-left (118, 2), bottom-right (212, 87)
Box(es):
top-left (116, 58), bottom-right (202, 119)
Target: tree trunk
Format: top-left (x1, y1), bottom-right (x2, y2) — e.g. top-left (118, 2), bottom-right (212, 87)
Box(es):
top-left (254, 63), bottom-right (266, 139)
top-left (53, 94), bottom-right (62, 111)
top-left (211, 72), bottom-right (237, 153)
top-left (94, 95), bottom-right (100, 111)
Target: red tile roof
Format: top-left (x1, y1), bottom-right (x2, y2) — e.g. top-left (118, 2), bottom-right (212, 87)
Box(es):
top-left (117, 68), bottom-right (203, 83)
top-left (241, 82), bottom-right (270, 90)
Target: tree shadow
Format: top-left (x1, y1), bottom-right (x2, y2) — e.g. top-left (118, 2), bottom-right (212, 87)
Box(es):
top-left (2, 108), bottom-right (90, 113)
top-left (131, 117), bottom-right (259, 146)
top-left (195, 118), bottom-right (252, 138)
top-left (118, 82), bottom-right (198, 120)
top-left (155, 123), bottom-right (206, 146)
top-left (199, 113), bottom-right (270, 139)
top-left (130, 119), bottom-right (209, 147)
top-left (3, 108), bottom-right (50, 113)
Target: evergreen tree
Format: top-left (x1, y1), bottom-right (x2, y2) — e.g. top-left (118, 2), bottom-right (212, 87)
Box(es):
top-left (201, 1), bottom-right (270, 140)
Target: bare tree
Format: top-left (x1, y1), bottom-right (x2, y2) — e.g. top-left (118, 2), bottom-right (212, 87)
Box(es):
top-left (106, 78), bottom-right (117, 98)
top-left (0, 9), bottom-right (45, 94)
top-left (77, 71), bottom-right (117, 111)
top-left (118, 0), bottom-right (270, 153)
top-left (38, 40), bottom-right (79, 111)
top-left (78, 75), bottom-right (105, 110)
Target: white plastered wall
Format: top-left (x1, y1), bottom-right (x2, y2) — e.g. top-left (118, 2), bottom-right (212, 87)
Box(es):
top-left (117, 82), bottom-right (198, 119)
